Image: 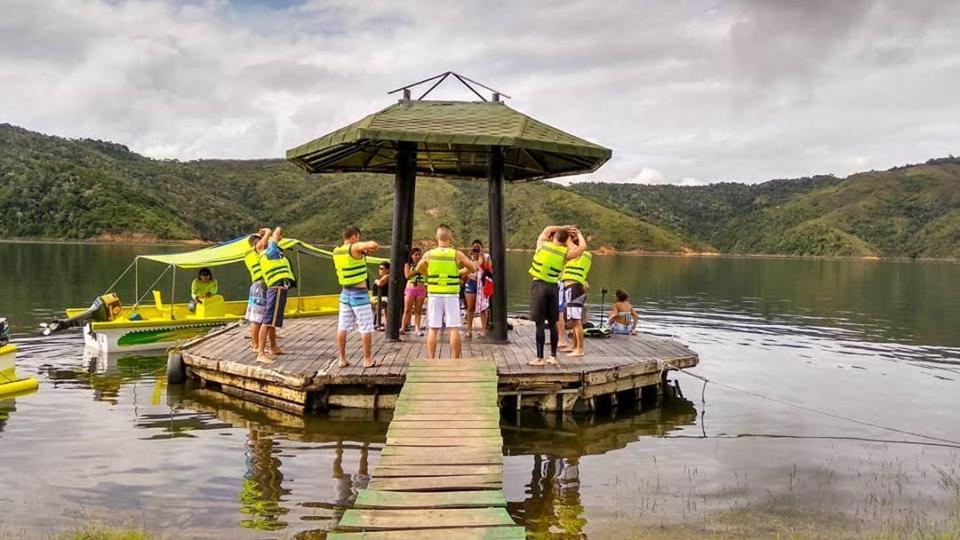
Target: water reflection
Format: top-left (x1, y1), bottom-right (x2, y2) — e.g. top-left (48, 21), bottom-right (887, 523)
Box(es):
top-left (240, 429), bottom-right (289, 531)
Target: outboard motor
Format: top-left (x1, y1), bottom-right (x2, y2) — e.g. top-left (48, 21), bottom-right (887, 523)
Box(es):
top-left (0, 318), bottom-right (10, 347)
top-left (40, 293), bottom-right (122, 336)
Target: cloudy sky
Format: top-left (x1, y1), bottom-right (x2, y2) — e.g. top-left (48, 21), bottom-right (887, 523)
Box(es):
top-left (2, 0), bottom-right (959, 184)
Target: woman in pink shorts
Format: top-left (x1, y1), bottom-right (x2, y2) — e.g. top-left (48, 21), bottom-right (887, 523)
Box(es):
top-left (401, 247), bottom-right (427, 336)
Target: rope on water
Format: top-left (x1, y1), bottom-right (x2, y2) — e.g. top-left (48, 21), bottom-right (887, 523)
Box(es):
top-left (660, 361), bottom-right (960, 447)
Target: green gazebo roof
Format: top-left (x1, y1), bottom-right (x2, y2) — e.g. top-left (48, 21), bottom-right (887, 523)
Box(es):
top-left (286, 100), bottom-right (612, 181)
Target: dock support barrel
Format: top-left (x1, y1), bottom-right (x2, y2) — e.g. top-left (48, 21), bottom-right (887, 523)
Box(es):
top-left (387, 141), bottom-right (418, 341)
top-left (488, 146), bottom-right (508, 342)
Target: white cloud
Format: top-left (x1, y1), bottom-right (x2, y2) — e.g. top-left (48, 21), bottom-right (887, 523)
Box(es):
top-left (2, 0), bottom-right (959, 185)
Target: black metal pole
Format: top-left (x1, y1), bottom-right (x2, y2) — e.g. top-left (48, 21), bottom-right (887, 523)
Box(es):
top-left (387, 141), bottom-right (417, 341)
top-left (488, 146), bottom-right (508, 341)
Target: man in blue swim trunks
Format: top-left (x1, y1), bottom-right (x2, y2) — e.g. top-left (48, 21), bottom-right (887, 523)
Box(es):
top-left (332, 226), bottom-right (380, 368)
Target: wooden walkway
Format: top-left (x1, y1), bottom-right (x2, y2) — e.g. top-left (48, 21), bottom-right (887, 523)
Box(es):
top-left (329, 359), bottom-right (524, 539)
top-left (180, 316), bottom-right (699, 413)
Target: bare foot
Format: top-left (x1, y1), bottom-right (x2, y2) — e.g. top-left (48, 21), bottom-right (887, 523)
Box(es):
top-left (527, 358), bottom-right (545, 366)
top-left (567, 350), bottom-right (584, 358)
top-left (546, 356), bottom-right (559, 365)
top-left (337, 358), bottom-right (349, 368)
top-left (256, 353), bottom-right (274, 364)
top-left (558, 347), bottom-right (575, 353)
top-left (270, 348), bottom-right (285, 355)
top-left (362, 360), bottom-right (377, 369)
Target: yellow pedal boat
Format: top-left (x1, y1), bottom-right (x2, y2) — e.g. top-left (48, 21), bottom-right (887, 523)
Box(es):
top-left (0, 344), bottom-right (39, 396)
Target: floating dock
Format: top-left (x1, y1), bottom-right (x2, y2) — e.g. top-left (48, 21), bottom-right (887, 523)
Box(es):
top-left (328, 358), bottom-right (524, 538)
top-left (179, 317), bottom-right (698, 414)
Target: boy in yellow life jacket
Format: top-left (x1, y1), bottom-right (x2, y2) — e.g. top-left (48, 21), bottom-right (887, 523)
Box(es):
top-left (527, 225), bottom-right (586, 366)
top-left (558, 233), bottom-right (590, 358)
top-left (333, 225), bottom-right (380, 369)
top-left (244, 228), bottom-right (270, 352)
top-left (256, 226), bottom-right (297, 364)
top-left (415, 225), bottom-right (476, 359)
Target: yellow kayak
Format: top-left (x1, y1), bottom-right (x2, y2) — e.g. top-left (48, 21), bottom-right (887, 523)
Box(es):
top-left (0, 344), bottom-right (39, 396)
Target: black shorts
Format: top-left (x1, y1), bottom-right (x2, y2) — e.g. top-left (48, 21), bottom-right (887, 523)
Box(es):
top-left (529, 279), bottom-right (559, 324)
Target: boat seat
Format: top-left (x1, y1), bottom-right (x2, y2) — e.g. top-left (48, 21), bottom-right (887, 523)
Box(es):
top-left (152, 290), bottom-right (164, 311)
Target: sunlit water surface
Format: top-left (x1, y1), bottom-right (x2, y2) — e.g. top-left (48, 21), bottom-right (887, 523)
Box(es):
top-left (1, 242), bottom-right (958, 538)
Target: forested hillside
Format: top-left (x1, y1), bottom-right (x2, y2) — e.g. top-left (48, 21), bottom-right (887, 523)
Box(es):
top-left (573, 159), bottom-right (960, 258)
top-left (2, 123), bottom-right (958, 258)
top-left (0, 124), bottom-right (693, 252)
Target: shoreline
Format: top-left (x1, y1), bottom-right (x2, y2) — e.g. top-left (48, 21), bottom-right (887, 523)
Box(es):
top-left (1, 237), bottom-right (956, 263)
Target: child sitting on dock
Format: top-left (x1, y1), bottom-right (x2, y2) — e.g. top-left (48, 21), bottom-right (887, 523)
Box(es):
top-left (608, 289), bottom-right (639, 335)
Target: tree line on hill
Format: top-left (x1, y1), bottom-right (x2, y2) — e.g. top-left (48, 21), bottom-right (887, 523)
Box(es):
top-left (1, 123), bottom-right (958, 258)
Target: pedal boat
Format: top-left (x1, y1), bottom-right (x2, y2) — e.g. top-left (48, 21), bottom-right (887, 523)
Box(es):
top-left (46, 236), bottom-right (383, 354)
top-left (0, 344), bottom-right (39, 396)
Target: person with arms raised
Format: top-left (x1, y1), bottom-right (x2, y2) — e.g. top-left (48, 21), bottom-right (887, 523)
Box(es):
top-left (256, 227), bottom-right (296, 363)
top-left (527, 225), bottom-right (586, 366)
top-left (333, 226), bottom-right (380, 368)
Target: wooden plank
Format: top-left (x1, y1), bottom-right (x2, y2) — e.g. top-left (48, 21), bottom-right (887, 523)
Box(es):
top-left (378, 449), bottom-right (501, 465)
top-left (339, 507), bottom-right (515, 530)
top-left (388, 420), bottom-right (500, 430)
top-left (391, 413), bottom-right (500, 422)
top-left (192, 367), bottom-right (307, 404)
top-left (329, 526), bottom-right (525, 539)
top-left (367, 474), bottom-right (503, 492)
top-left (219, 384), bottom-right (304, 415)
top-left (394, 401), bottom-right (500, 412)
top-left (354, 489), bottom-right (506, 509)
top-left (386, 428), bottom-right (502, 438)
top-left (374, 464), bottom-right (502, 477)
top-left (386, 437), bottom-right (502, 447)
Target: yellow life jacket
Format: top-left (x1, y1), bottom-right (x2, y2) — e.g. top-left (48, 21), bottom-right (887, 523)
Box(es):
top-left (243, 250), bottom-right (262, 283)
top-left (426, 247), bottom-right (460, 294)
top-left (528, 243), bottom-right (568, 284)
top-left (333, 243), bottom-right (367, 287)
top-left (560, 251), bottom-right (592, 285)
top-left (260, 252), bottom-right (296, 288)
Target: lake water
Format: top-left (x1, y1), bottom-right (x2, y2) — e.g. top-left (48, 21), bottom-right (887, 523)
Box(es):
top-left (1, 241), bottom-right (959, 538)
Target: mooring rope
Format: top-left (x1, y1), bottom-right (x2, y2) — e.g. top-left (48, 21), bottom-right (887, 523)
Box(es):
top-left (661, 361), bottom-right (960, 447)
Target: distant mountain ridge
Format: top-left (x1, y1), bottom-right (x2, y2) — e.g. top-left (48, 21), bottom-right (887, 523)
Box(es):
top-left (1, 123), bottom-right (958, 258)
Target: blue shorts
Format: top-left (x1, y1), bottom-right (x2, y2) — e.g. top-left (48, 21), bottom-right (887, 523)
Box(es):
top-left (464, 279), bottom-right (478, 295)
top-left (264, 287), bottom-right (288, 328)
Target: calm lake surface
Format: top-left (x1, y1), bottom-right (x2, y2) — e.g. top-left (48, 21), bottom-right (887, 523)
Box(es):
top-left (1, 241), bottom-right (959, 538)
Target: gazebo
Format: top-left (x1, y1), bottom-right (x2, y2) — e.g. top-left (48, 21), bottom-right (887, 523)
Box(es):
top-left (286, 72), bottom-right (612, 342)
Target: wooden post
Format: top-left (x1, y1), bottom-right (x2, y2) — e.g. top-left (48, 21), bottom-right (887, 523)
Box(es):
top-left (387, 141), bottom-right (417, 341)
top-left (488, 146), bottom-right (508, 341)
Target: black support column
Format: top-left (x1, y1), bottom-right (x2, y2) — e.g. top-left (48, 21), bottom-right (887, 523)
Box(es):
top-left (488, 146), bottom-right (508, 342)
top-left (387, 141), bottom-right (417, 341)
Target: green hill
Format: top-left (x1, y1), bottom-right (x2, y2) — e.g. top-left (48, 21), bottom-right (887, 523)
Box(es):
top-left (0, 124), bottom-right (693, 252)
top-left (573, 160), bottom-right (960, 259)
top-left (3, 123), bottom-right (958, 258)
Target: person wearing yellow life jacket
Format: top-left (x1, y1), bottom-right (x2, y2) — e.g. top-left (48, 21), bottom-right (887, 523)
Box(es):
top-left (527, 225), bottom-right (587, 366)
top-left (333, 225), bottom-right (380, 369)
top-left (244, 229), bottom-right (270, 352)
top-left (415, 225), bottom-right (476, 359)
top-left (255, 227), bottom-right (297, 364)
top-left (558, 235), bottom-right (591, 358)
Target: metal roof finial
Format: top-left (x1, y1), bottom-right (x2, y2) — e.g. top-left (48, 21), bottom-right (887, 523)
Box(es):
top-left (388, 71), bottom-right (511, 102)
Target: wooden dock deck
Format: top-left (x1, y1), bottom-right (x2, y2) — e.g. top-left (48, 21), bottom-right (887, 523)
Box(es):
top-left (179, 316), bottom-right (698, 414)
top-left (328, 359), bottom-right (524, 539)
